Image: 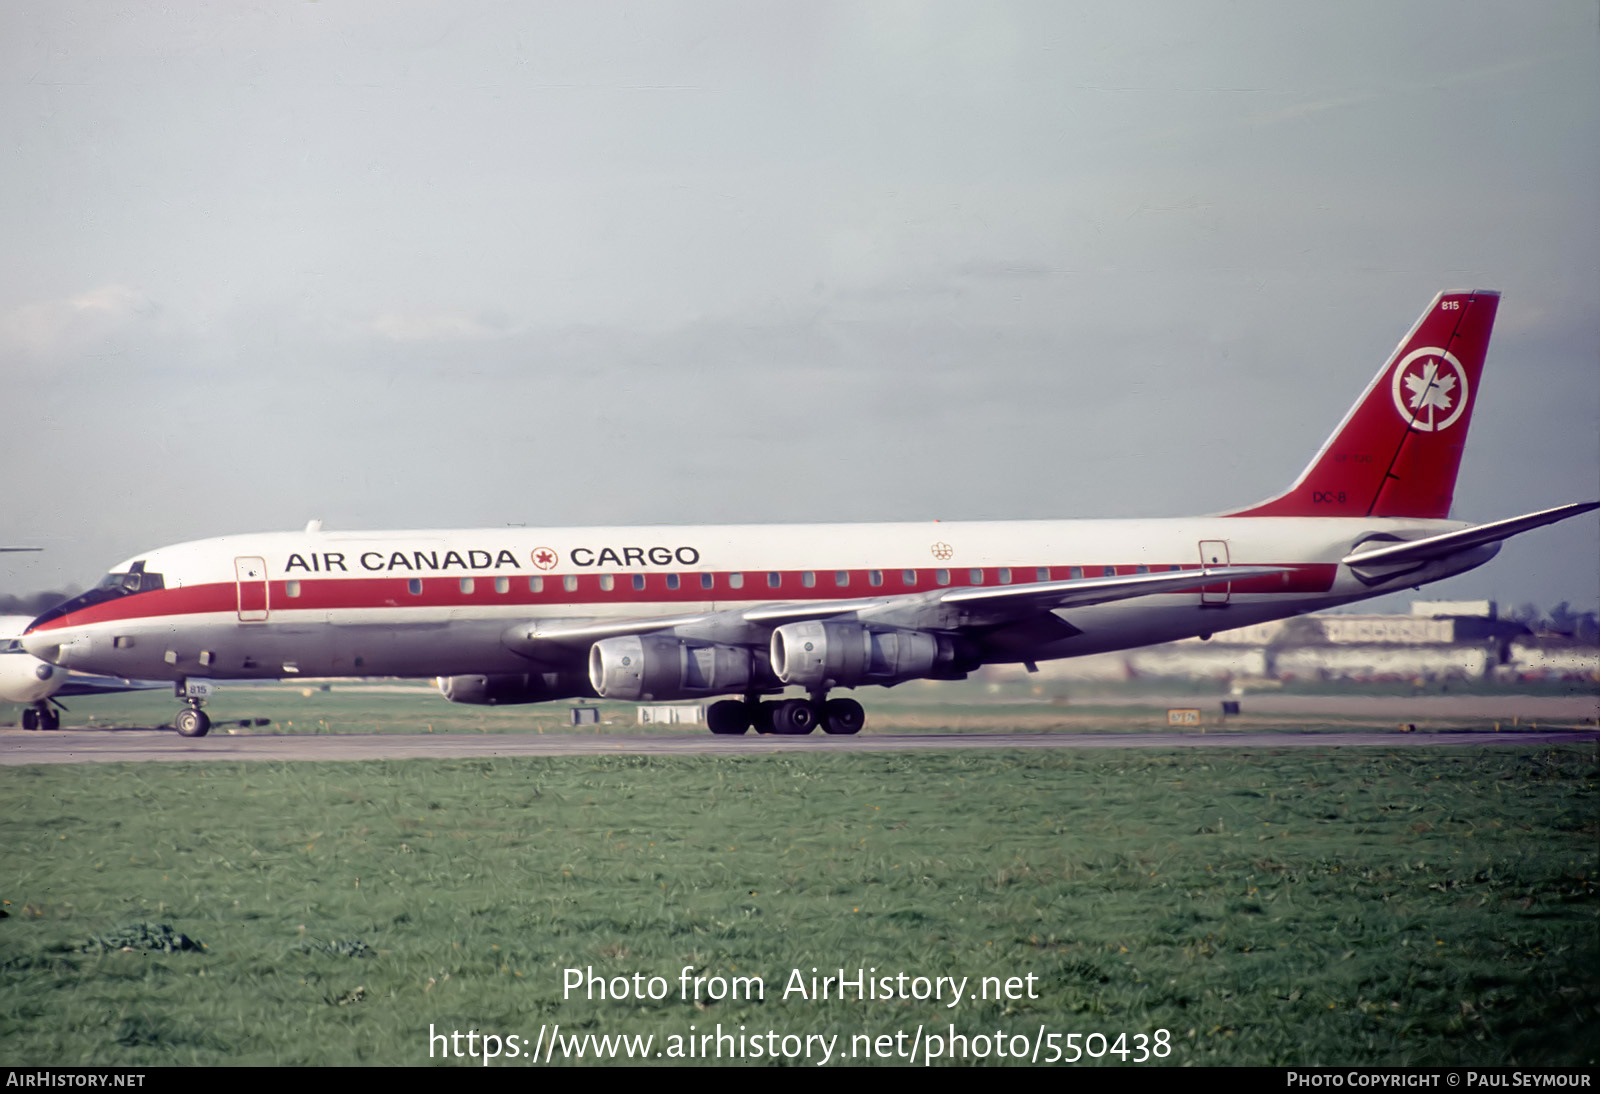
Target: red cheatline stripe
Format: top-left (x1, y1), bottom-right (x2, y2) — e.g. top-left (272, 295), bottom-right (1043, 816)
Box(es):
top-left (29, 563), bottom-right (1338, 631)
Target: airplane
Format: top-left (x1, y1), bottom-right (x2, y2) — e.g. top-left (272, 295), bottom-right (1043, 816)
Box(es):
top-left (19, 290), bottom-right (1599, 739)
top-left (1, 615), bottom-right (165, 730)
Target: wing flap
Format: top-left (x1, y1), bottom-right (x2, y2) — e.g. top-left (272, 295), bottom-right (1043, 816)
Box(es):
top-left (938, 564), bottom-right (1294, 610)
top-left (506, 612), bottom-right (715, 649)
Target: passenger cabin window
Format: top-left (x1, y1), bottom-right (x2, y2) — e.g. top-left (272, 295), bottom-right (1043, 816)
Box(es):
top-left (902, 569), bottom-right (917, 586)
top-left (408, 579), bottom-right (422, 595)
top-left (285, 581), bottom-right (301, 598)
top-left (701, 573), bottom-right (713, 590)
top-left (768, 572), bottom-right (781, 589)
top-left (834, 571), bottom-right (849, 587)
top-left (666, 574), bottom-right (680, 591)
top-left (936, 569), bottom-right (950, 586)
top-left (599, 575), bottom-right (615, 591)
top-left (1069, 566), bottom-right (1083, 579)
top-left (1136, 565), bottom-right (1149, 574)
top-left (729, 572), bottom-right (744, 589)
top-left (563, 575), bottom-right (577, 592)
top-left (632, 574), bottom-right (646, 591)
top-left (968, 568), bottom-right (983, 585)
top-left (998, 567), bottom-right (1012, 584)
top-left (530, 576), bottom-right (544, 593)
top-left (868, 570), bottom-right (883, 587)
top-left (802, 571), bottom-right (815, 588)
top-left (1036, 567), bottom-right (1049, 582)
top-left (1103, 566), bottom-right (1115, 577)
top-left (459, 577), bottom-right (474, 594)
top-left (494, 576), bottom-right (509, 594)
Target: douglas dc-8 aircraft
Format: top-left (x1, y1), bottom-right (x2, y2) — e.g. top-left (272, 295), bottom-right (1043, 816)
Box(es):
top-left (21, 290), bottom-right (1598, 738)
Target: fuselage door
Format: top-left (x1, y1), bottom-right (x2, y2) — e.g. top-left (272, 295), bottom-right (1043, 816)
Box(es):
top-left (1198, 540), bottom-right (1231, 605)
top-left (235, 556), bottom-right (269, 622)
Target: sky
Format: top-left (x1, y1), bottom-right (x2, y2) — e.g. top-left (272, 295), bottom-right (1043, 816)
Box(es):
top-left (2, 2), bottom-right (1597, 615)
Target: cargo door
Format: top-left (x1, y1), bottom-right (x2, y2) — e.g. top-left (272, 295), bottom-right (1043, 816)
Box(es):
top-left (235, 556), bottom-right (269, 621)
top-left (1198, 540), bottom-right (1231, 605)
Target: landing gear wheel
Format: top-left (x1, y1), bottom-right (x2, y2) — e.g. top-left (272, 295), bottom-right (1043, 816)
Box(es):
top-left (21, 708), bottom-right (38, 731)
top-left (822, 697), bottom-right (865, 735)
top-left (750, 701), bottom-right (776, 735)
top-left (770, 698), bottom-right (818, 736)
top-left (39, 707), bottom-right (60, 732)
top-left (174, 708), bottom-right (211, 738)
top-left (706, 699), bottom-right (751, 735)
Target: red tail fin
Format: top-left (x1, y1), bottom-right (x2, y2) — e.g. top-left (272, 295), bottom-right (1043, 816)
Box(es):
top-left (1228, 290), bottom-right (1499, 519)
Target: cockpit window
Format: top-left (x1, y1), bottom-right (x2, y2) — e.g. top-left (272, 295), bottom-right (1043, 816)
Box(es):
top-left (26, 562), bottom-right (166, 631)
top-left (94, 568), bottom-right (165, 595)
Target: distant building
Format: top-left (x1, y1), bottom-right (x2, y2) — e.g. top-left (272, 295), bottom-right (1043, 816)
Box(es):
top-left (1411, 600), bottom-right (1496, 619)
top-left (1017, 600), bottom-right (1594, 684)
top-left (1319, 616), bottom-right (1454, 644)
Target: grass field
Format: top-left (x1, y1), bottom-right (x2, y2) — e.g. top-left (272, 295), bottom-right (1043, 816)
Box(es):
top-left (7, 674), bottom-right (1596, 737)
top-left (3, 742), bottom-right (1596, 1066)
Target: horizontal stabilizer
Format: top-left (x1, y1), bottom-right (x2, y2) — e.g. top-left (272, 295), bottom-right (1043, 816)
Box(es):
top-left (1342, 501), bottom-right (1600, 569)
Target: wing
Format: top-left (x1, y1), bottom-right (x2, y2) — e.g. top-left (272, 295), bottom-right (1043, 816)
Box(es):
top-left (502, 564), bottom-right (1290, 664)
top-left (52, 672), bottom-right (169, 699)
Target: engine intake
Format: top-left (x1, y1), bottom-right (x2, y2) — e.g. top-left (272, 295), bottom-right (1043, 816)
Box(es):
top-left (588, 634), bottom-right (764, 701)
top-left (437, 672), bottom-right (596, 705)
top-left (771, 621), bottom-right (968, 689)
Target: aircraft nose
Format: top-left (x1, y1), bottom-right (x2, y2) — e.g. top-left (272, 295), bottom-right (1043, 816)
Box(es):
top-left (20, 630), bottom-right (61, 663)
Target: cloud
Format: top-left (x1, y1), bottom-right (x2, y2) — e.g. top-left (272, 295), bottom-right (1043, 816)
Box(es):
top-left (0, 285), bottom-right (157, 363)
top-left (364, 310), bottom-right (506, 342)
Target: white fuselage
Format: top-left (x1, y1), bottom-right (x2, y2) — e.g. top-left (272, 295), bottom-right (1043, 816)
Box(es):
top-left (22, 515), bottom-right (1491, 688)
top-left (0, 616), bottom-right (64, 704)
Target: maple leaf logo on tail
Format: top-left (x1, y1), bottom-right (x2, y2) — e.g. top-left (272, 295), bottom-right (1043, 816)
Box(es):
top-left (1390, 347), bottom-right (1469, 432)
top-left (1405, 359), bottom-right (1456, 413)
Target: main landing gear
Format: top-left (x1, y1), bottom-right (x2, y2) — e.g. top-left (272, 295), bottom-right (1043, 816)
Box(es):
top-left (706, 694), bottom-right (866, 737)
top-left (20, 702), bottom-right (60, 731)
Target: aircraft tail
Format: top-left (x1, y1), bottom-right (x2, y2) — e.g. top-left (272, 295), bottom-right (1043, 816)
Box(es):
top-left (1228, 289), bottom-right (1500, 519)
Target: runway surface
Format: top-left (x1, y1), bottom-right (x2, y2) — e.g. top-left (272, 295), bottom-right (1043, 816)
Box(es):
top-left (1077, 693), bottom-right (1600, 718)
top-left (3, 727), bottom-right (1594, 765)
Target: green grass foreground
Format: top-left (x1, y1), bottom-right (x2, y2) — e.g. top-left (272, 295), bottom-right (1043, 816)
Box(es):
top-left (2, 747), bottom-right (1596, 1066)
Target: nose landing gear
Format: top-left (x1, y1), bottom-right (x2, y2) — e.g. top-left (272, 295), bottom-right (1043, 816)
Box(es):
top-left (173, 678), bottom-right (214, 737)
top-left (174, 706), bottom-right (211, 738)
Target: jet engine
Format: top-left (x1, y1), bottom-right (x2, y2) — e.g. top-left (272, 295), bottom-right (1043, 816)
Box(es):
top-left (770, 621), bottom-right (970, 689)
top-left (436, 672), bottom-right (596, 705)
top-left (588, 634), bottom-right (764, 702)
